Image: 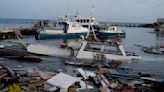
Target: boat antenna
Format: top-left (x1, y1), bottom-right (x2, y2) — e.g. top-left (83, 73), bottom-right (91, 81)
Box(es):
top-left (76, 11), bottom-right (80, 17)
top-left (91, 4), bottom-right (94, 17)
top-left (66, 0), bottom-right (70, 18)
top-left (75, 0), bottom-right (80, 18)
top-left (89, 0), bottom-right (94, 17)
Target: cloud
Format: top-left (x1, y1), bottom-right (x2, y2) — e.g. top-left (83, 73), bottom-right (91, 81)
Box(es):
top-left (135, 0), bottom-right (153, 4)
top-left (0, 0), bottom-right (164, 22)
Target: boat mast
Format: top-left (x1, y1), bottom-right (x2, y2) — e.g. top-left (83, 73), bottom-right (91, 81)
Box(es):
top-left (89, 0), bottom-right (94, 18)
top-left (91, 3), bottom-right (94, 18)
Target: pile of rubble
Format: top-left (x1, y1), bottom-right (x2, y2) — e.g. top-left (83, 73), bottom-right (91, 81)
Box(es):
top-left (0, 63), bottom-right (164, 92)
top-left (0, 63), bottom-right (55, 92)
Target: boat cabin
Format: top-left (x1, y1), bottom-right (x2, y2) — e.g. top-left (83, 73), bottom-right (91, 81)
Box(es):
top-left (44, 21), bottom-right (86, 33)
top-left (75, 17), bottom-right (99, 27)
top-left (101, 26), bottom-right (120, 32)
top-left (84, 42), bottom-right (122, 55)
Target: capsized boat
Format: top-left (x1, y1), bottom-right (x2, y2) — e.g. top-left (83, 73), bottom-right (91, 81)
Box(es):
top-left (98, 26), bottom-right (126, 38)
top-left (75, 41), bottom-right (141, 61)
top-left (26, 41), bottom-right (141, 61)
top-left (26, 43), bottom-right (73, 57)
top-left (0, 46), bottom-right (42, 62)
top-left (38, 21), bottom-right (89, 40)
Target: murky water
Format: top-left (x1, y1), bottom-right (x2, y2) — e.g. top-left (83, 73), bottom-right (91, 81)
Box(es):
top-left (120, 27), bottom-right (164, 75)
top-left (0, 23), bottom-right (164, 76)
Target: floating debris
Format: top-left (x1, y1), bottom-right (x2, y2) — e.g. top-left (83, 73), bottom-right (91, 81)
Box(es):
top-left (0, 63), bottom-right (164, 92)
top-left (142, 46), bottom-right (164, 55)
top-left (64, 60), bottom-right (95, 67)
top-left (134, 44), bottom-right (164, 55)
top-left (0, 63), bottom-right (55, 91)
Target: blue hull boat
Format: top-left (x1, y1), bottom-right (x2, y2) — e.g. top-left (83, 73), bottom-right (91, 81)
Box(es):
top-left (98, 32), bottom-right (126, 38)
top-left (98, 26), bottom-right (126, 38)
top-left (38, 21), bottom-right (89, 40)
top-left (39, 32), bottom-right (88, 40)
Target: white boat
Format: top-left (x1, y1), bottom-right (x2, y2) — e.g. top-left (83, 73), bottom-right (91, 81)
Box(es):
top-left (26, 41), bottom-right (141, 61)
top-left (74, 16), bottom-right (99, 29)
top-left (75, 41), bottom-right (141, 61)
top-left (98, 26), bottom-right (126, 38)
top-left (26, 44), bottom-right (72, 57)
top-left (38, 21), bottom-right (89, 40)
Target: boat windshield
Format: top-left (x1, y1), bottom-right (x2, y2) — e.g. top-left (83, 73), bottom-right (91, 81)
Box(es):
top-left (84, 43), bottom-right (122, 55)
top-left (76, 18), bottom-right (95, 23)
top-left (47, 24), bottom-right (64, 30)
top-left (104, 45), bottom-right (121, 55)
top-left (109, 27), bottom-right (116, 31)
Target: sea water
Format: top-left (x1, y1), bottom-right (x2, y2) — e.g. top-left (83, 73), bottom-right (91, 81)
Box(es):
top-left (0, 19), bottom-right (164, 76)
top-left (0, 18), bottom-right (37, 28)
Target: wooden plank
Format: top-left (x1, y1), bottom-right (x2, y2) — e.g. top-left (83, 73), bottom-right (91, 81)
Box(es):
top-left (0, 73), bottom-right (8, 79)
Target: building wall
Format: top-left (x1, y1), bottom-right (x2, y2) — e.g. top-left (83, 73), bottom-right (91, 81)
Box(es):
top-left (157, 18), bottom-right (164, 23)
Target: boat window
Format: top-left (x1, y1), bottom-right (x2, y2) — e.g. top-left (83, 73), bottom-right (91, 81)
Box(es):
top-left (110, 28), bottom-right (115, 30)
top-left (47, 24), bottom-right (64, 30)
top-left (84, 43), bottom-right (102, 52)
top-left (87, 19), bottom-right (89, 23)
top-left (104, 46), bottom-right (121, 55)
top-left (84, 42), bottom-right (122, 55)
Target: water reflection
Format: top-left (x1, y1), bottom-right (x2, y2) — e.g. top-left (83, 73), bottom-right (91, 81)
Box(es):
top-left (0, 27), bottom-right (164, 76)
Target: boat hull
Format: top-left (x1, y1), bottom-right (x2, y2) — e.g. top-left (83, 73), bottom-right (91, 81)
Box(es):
top-left (26, 44), bottom-right (72, 57)
top-left (98, 32), bottom-right (126, 38)
top-left (75, 41), bottom-right (141, 61)
top-left (39, 32), bottom-right (88, 40)
top-left (0, 48), bottom-right (42, 62)
top-left (76, 53), bottom-right (141, 61)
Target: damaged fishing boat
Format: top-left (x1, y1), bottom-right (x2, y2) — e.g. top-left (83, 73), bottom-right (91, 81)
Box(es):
top-left (26, 41), bottom-right (141, 61)
top-left (0, 45), bottom-right (42, 62)
top-left (26, 43), bottom-right (72, 57)
top-left (75, 41), bottom-right (141, 61)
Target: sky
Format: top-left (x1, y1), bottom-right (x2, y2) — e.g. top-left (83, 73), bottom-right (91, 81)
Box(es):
top-left (0, 0), bottom-right (164, 23)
